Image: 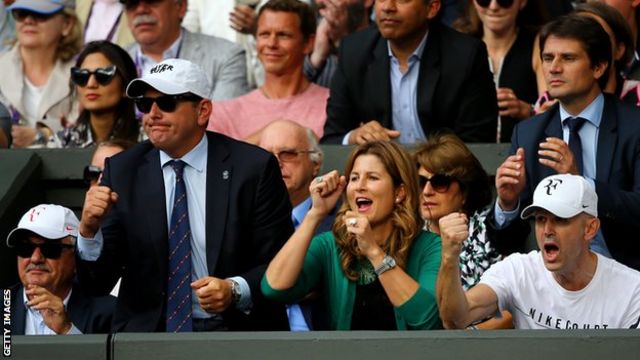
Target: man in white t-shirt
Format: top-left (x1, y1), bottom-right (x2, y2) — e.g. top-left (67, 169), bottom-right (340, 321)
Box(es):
top-left (437, 174), bottom-right (640, 329)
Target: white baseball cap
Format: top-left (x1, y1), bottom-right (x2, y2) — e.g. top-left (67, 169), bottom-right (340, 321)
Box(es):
top-left (126, 58), bottom-right (211, 99)
top-left (521, 174), bottom-right (598, 220)
top-left (6, 204), bottom-right (79, 247)
top-left (7, 0), bottom-right (75, 14)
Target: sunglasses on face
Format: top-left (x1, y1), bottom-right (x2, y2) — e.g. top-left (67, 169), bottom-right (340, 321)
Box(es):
top-left (475, 0), bottom-right (515, 8)
top-left (418, 173), bottom-right (455, 193)
top-left (70, 65), bottom-right (118, 87)
top-left (119, 0), bottom-right (165, 9)
top-left (15, 241), bottom-right (75, 259)
top-left (11, 9), bottom-right (61, 22)
top-left (84, 165), bottom-right (102, 185)
top-left (133, 94), bottom-right (202, 114)
top-left (273, 149), bottom-right (316, 162)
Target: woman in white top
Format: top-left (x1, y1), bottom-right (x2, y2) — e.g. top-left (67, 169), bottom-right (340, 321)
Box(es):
top-left (0, 0), bottom-right (82, 148)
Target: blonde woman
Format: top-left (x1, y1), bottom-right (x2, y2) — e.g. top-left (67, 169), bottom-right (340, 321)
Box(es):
top-left (1, 0), bottom-right (82, 148)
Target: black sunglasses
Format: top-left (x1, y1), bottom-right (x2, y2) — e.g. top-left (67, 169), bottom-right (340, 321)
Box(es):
top-left (119, 0), bottom-right (164, 9)
top-left (134, 94), bottom-right (203, 114)
top-left (475, 0), bottom-right (515, 8)
top-left (15, 241), bottom-right (75, 259)
top-left (11, 9), bottom-right (62, 22)
top-left (419, 174), bottom-right (456, 193)
top-left (84, 165), bottom-right (102, 185)
top-left (70, 65), bottom-right (118, 87)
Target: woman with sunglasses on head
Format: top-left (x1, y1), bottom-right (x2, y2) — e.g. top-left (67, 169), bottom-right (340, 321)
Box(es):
top-left (60, 40), bottom-right (140, 148)
top-left (263, 141), bottom-right (442, 330)
top-left (0, 0), bottom-right (82, 148)
top-left (454, 0), bottom-right (547, 143)
top-left (415, 133), bottom-right (518, 328)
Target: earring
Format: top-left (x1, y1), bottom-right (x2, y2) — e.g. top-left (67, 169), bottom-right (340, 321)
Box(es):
top-left (395, 197), bottom-right (401, 203)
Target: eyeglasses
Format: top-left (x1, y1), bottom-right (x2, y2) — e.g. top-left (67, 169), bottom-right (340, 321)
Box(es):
top-left (70, 65), bottom-right (118, 87)
top-left (475, 0), bottom-right (515, 8)
top-left (119, 0), bottom-right (165, 9)
top-left (133, 94), bottom-right (202, 113)
top-left (15, 241), bottom-right (75, 259)
top-left (273, 149), bottom-right (317, 162)
top-left (84, 165), bottom-right (102, 185)
top-left (418, 174), bottom-right (456, 193)
top-left (11, 9), bottom-right (62, 22)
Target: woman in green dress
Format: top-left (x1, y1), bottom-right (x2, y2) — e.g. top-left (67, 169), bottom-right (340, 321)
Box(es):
top-left (262, 141), bottom-right (442, 330)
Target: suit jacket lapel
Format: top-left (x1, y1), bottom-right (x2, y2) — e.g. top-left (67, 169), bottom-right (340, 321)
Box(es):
top-left (11, 285), bottom-right (26, 334)
top-left (205, 133), bottom-right (231, 275)
top-left (417, 30), bottom-right (441, 131)
top-left (366, 37), bottom-right (392, 127)
top-left (67, 285), bottom-right (90, 333)
top-left (596, 97), bottom-right (617, 182)
top-left (141, 149), bottom-right (168, 272)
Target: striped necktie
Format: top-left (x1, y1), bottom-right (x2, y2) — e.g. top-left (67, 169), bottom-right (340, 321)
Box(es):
top-left (166, 160), bottom-right (193, 332)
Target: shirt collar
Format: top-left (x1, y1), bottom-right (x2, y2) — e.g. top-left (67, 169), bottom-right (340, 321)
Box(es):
top-left (559, 93), bottom-right (604, 128)
top-left (159, 133), bottom-right (208, 172)
top-left (387, 31), bottom-right (429, 62)
top-left (136, 28), bottom-right (184, 65)
top-left (291, 196), bottom-right (313, 226)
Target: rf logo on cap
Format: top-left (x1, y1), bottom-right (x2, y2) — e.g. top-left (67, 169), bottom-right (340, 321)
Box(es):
top-left (544, 178), bottom-right (563, 195)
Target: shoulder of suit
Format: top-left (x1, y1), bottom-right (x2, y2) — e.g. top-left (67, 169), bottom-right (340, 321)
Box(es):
top-left (206, 131), bottom-right (272, 161)
top-left (182, 29), bottom-right (244, 54)
top-left (432, 23), bottom-right (485, 54)
top-left (340, 25), bottom-right (382, 55)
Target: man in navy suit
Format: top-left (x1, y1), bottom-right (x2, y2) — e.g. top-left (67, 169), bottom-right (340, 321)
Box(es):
top-left (322, 0), bottom-right (497, 145)
top-left (7, 204), bottom-right (114, 335)
top-left (488, 15), bottom-right (640, 271)
top-left (77, 59), bottom-right (293, 332)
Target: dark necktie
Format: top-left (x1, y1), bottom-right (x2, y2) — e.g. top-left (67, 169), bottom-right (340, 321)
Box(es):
top-left (166, 160), bottom-right (193, 332)
top-left (567, 117), bottom-right (586, 175)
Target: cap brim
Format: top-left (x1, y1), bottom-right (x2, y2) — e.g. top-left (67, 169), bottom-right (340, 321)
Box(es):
top-left (6, 228), bottom-right (69, 247)
top-left (7, 1), bottom-right (64, 14)
top-left (521, 201), bottom-right (582, 220)
top-left (126, 78), bottom-right (191, 97)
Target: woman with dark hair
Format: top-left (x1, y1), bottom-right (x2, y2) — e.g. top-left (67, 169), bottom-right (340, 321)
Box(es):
top-left (59, 40), bottom-right (139, 148)
top-left (414, 133), bottom-right (499, 290)
top-left (263, 141), bottom-right (442, 330)
top-left (454, 0), bottom-right (548, 142)
top-left (575, 2), bottom-right (636, 105)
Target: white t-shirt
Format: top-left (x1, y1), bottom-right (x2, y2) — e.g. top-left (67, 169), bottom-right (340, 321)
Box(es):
top-left (480, 251), bottom-right (640, 329)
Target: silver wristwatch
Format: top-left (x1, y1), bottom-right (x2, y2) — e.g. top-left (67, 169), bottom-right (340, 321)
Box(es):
top-left (374, 255), bottom-right (397, 276)
top-left (228, 279), bottom-right (241, 304)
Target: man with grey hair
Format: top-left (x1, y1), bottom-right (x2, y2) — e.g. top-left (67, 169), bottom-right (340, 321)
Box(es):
top-left (258, 119), bottom-right (335, 330)
top-left (437, 174), bottom-right (640, 329)
top-left (7, 204), bottom-right (114, 335)
top-left (120, 0), bottom-right (248, 100)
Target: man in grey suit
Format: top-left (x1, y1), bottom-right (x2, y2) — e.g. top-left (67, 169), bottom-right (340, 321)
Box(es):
top-left (121, 0), bottom-right (249, 100)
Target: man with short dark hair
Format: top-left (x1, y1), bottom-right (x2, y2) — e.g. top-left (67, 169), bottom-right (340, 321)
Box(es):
top-left (438, 174), bottom-right (640, 329)
top-left (322, 0), bottom-right (497, 145)
top-left (489, 15), bottom-right (640, 270)
top-left (77, 58), bottom-right (293, 332)
top-left (209, 0), bottom-right (329, 142)
top-left (121, 0), bottom-right (248, 100)
top-left (7, 204), bottom-right (114, 335)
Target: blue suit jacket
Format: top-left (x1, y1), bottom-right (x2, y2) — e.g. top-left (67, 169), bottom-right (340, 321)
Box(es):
top-left (9, 283), bottom-right (115, 334)
top-left (488, 94), bottom-right (640, 270)
top-left (77, 131), bottom-right (294, 332)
